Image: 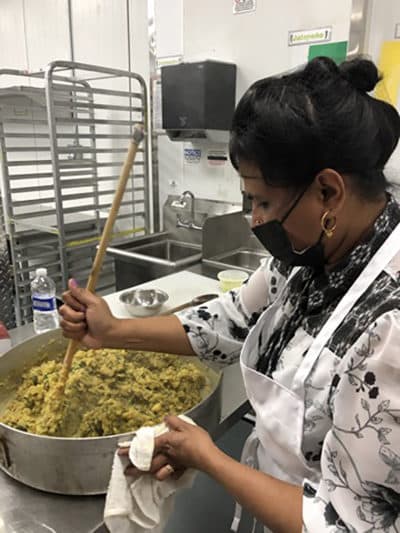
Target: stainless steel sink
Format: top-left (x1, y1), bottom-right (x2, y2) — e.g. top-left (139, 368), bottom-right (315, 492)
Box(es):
top-left (133, 239), bottom-right (200, 262)
top-left (204, 248), bottom-right (269, 274)
top-left (106, 233), bottom-right (202, 289)
top-left (216, 250), bottom-right (267, 270)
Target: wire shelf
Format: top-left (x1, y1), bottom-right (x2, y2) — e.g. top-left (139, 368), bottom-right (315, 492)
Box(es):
top-left (0, 62), bottom-right (150, 325)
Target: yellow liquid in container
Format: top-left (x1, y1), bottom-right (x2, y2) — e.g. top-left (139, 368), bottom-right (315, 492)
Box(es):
top-left (217, 269), bottom-right (249, 292)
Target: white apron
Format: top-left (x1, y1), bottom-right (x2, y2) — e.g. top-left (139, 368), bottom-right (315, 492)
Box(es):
top-left (231, 223), bottom-right (400, 532)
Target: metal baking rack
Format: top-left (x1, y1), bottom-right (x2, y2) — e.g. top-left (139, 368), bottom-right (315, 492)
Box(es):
top-left (0, 62), bottom-right (150, 325)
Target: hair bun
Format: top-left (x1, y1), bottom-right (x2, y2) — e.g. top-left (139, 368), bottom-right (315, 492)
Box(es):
top-left (303, 56), bottom-right (339, 80)
top-left (339, 58), bottom-right (380, 92)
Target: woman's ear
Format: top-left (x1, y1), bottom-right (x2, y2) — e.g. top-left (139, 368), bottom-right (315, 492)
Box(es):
top-left (315, 168), bottom-right (346, 213)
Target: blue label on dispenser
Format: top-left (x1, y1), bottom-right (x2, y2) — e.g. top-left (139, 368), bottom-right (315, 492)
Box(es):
top-left (183, 148), bottom-right (201, 163)
top-left (32, 296), bottom-right (56, 311)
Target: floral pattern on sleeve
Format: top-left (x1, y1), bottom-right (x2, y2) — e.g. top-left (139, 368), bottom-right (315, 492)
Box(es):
top-left (175, 258), bottom-right (282, 366)
top-left (303, 310), bottom-right (400, 532)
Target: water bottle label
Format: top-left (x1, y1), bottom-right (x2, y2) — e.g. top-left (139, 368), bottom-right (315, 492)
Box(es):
top-left (32, 296), bottom-right (57, 312)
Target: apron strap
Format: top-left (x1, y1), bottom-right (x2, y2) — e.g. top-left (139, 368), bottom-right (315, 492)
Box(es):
top-left (231, 430), bottom-right (259, 532)
top-left (294, 222), bottom-right (400, 391)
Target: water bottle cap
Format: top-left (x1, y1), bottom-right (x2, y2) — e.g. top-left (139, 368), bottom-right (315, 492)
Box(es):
top-left (36, 268), bottom-right (47, 277)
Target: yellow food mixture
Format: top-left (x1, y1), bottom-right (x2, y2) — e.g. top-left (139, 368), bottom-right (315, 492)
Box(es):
top-left (0, 348), bottom-right (207, 437)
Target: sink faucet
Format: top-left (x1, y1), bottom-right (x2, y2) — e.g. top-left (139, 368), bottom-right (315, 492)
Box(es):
top-left (171, 190), bottom-right (203, 230)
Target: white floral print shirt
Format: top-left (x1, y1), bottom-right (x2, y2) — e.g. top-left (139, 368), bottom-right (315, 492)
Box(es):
top-left (177, 198), bottom-right (400, 532)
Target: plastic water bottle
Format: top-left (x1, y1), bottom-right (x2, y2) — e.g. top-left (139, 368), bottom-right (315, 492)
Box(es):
top-left (31, 268), bottom-right (59, 334)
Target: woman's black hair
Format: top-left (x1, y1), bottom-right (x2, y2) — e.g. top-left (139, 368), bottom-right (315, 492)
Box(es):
top-left (229, 56), bottom-right (400, 200)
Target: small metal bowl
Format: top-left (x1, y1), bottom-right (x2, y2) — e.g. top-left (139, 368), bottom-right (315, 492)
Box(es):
top-left (119, 288), bottom-right (169, 317)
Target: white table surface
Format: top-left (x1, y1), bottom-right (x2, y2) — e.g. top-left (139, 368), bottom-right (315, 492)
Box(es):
top-left (104, 270), bottom-right (221, 318)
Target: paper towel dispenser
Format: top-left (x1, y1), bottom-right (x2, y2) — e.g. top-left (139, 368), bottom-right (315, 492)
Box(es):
top-left (161, 60), bottom-right (236, 142)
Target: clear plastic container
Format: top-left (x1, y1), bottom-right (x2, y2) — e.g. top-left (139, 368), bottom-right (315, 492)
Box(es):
top-left (217, 269), bottom-right (249, 292)
top-left (31, 267), bottom-right (59, 334)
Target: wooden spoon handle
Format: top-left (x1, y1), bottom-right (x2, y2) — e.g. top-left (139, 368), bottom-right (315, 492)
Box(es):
top-left (160, 294), bottom-right (218, 315)
top-left (159, 301), bottom-right (194, 316)
top-left (62, 126), bottom-right (145, 375)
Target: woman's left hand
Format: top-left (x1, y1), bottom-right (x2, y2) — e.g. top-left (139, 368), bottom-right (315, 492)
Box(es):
top-left (153, 415), bottom-right (218, 472)
top-left (119, 415), bottom-right (219, 480)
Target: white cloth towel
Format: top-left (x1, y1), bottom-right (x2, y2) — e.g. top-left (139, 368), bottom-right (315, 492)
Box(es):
top-left (104, 415), bottom-right (197, 533)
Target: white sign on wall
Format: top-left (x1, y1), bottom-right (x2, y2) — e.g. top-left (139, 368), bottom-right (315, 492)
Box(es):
top-left (156, 55), bottom-right (182, 69)
top-left (233, 0), bottom-right (256, 15)
top-left (288, 27), bottom-right (332, 47)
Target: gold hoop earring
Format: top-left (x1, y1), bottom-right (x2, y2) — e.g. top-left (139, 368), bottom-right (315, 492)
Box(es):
top-left (321, 211), bottom-right (337, 238)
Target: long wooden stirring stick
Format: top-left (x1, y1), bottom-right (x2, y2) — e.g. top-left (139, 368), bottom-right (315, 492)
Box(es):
top-left (59, 124), bottom-right (145, 389)
top-left (39, 125), bottom-right (145, 434)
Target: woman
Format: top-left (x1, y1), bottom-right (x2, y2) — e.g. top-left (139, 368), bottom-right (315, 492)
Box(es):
top-left (60, 57), bottom-right (400, 532)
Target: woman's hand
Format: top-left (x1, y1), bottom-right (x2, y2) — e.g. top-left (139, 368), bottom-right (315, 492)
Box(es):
top-left (118, 447), bottom-right (186, 481)
top-left (120, 416), bottom-right (303, 531)
top-left (119, 416), bottom-right (220, 481)
top-left (153, 416), bottom-right (218, 472)
top-left (59, 279), bottom-right (118, 348)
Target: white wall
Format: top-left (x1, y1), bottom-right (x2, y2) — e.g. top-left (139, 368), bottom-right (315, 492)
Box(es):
top-left (0, 0), bottom-right (27, 79)
top-left (0, 0), bottom-right (150, 229)
top-left (154, 0), bottom-right (183, 59)
top-left (0, 0), bottom-right (72, 223)
top-left (23, 0), bottom-right (71, 72)
top-left (3, 1), bottom-right (395, 224)
top-left (72, 0), bottom-right (128, 70)
top-left (0, 0), bottom-right (149, 84)
top-left (365, 0), bottom-right (400, 185)
top-left (155, 0), bottom-right (353, 209)
top-left (366, 0), bottom-right (400, 63)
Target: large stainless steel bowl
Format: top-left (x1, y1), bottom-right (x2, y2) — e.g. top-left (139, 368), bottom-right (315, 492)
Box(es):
top-left (0, 330), bottom-right (222, 495)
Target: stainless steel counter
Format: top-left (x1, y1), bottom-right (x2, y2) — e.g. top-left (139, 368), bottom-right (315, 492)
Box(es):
top-left (0, 322), bottom-right (249, 533)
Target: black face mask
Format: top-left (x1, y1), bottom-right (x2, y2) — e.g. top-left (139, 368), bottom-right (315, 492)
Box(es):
top-left (251, 189), bottom-right (325, 270)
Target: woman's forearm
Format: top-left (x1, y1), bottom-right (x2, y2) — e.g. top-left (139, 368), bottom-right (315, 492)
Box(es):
top-left (204, 448), bottom-right (303, 533)
top-left (103, 314), bottom-right (196, 355)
